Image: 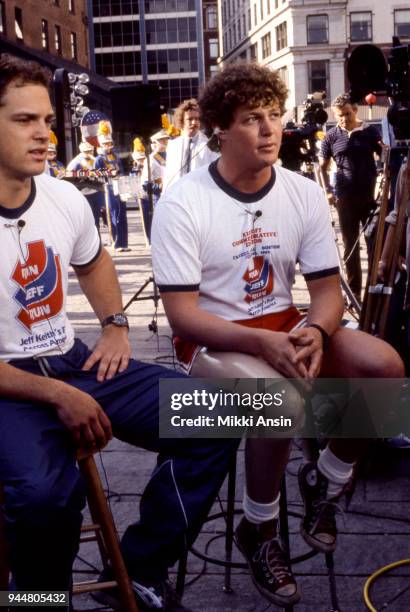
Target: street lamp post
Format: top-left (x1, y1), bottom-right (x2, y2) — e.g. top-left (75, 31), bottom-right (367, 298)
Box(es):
top-left (68, 72), bottom-right (90, 151)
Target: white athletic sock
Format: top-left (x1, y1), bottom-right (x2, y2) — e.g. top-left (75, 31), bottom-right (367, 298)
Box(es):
top-left (242, 489), bottom-right (280, 524)
top-left (317, 445), bottom-right (354, 498)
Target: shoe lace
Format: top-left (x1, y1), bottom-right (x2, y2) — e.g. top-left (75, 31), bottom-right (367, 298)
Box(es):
top-left (312, 498), bottom-right (344, 532)
top-left (254, 539), bottom-right (292, 582)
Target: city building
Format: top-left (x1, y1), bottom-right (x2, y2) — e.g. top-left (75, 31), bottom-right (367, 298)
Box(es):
top-left (220, 0), bottom-right (410, 117)
top-left (0, 0), bottom-right (90, 68)
top-left (91, 0), bottom-right (219, 110)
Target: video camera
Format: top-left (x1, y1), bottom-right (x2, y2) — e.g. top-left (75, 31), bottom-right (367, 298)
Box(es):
top-left (279, 92), bottom-right (328, 172)
top-left (347, 37), bottom-right (410, 141)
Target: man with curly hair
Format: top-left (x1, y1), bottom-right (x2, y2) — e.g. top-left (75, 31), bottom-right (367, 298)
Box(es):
top-left (151, 63), bottom-right (403, 606)
top-left (163, 98), bottom-right (218, 192)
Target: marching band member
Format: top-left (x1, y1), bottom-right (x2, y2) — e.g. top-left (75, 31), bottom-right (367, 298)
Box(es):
top-left (94, 121), bottom-right (129, 252)
top-left (66, 141), bottom-right (104, 231)
top-left (45, 130), bottom-right (65, 178)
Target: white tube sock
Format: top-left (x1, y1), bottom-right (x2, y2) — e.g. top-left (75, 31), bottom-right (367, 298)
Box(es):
top-left (318, 445), bottom-right (354, 498)
top-left (242, 489), bottom-right (280, 524)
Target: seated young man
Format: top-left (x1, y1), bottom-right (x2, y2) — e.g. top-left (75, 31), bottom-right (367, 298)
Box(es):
top-left (0, 54), bottom-right (239, 612)
top-left (151, 62), bottom-right (404, 607)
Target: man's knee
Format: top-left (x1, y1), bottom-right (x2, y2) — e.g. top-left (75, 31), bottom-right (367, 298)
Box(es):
top-left (5, 473), bottom-right (86, 525)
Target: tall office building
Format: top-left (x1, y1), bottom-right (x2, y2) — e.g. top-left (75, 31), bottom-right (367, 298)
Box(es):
top-left (92, 0), bottom-right (218, 110)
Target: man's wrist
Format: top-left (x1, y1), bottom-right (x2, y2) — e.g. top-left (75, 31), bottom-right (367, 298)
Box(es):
top-left (307, 323), bottom-right (329, 349)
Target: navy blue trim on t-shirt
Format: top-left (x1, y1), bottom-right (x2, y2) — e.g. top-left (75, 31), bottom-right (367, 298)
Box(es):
top-left (208, 160), bottom-right (276, 203)
top-left (0, 178), bottom-right (36, 219)
top-left (303, 267), bottom-right (339, 281)
top-left (158, 284), bottom-right (200, 292)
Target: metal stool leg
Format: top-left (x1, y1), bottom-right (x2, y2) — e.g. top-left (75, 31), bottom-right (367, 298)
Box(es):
top-left (279, 476), bottom-right (294, 612)
top-left (223, 455), bottom-right (237, 593)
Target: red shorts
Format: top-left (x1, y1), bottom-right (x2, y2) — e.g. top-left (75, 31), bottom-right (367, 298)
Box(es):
top-left (174, 306), bottom-right (306, 372)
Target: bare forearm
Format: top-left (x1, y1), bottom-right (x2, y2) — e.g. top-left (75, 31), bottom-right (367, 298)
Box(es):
top-left (0, 361), bottom-right (67, 404)
top-left (75, 249), bottom-right (123, 322)
top-left (166, 302), bottom-right (264, 355)
top-left (306, 278), bottom-right (344, 336)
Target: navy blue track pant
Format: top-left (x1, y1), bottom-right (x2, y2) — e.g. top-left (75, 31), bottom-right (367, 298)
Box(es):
top-left (0, 339), bottom-right (239, 592)
top-left (105, 184), bottom-right (128, 249)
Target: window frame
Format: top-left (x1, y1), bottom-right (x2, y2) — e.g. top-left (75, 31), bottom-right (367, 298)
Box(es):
top-left (349, 11), bottom-right (372, 42)
top-left (394, 9), bottom-right (410, 39)
top-left (307, 14), bottom-right (329, 45)
top-left (275, 21), bottom-right (287, 51)
top-left (307, 59), bottom-right (329, 96)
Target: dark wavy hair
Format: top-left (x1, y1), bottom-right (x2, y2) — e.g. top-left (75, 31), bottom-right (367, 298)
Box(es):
top-left (0, 54), bottom-right (51, 105)
top-left (173, 98), bottom-right (200, 130)
top-left (199, 62), bottom-right (288, 151)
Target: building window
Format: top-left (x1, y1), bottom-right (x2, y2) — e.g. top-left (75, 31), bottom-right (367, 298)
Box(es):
top-left (68, 0), bottom-right (75, 13)
top-left (278, 65), bottom-right (288, 87)
top-left (41, 19), bottom-right (49, 50)
top-left (308, 60), bottom-right (329, 95)
top-left (15, 6), bottom-right (23, 40)
top-left (276, 21), bottom-right (287, 50)
top-left (307, 14), bottom-right (328, 44)
top-left (260, 0), bottom-right (263, 21)
top-left (394, 10), bottom-right (410, 39)
top-left (0, 1), bottom-right (6, 35)
top-left (253, 4), bottom-right (257, 27)
top-left (209, 65), bottom-right (219, 77)
top-left (54, 25), bottom-right (62, 54)
top-left (250, 42), bottom-right (257, 61)
top-left (70, 32), bottom-right (77, 60)
top-left (209, 38), bottom-right (218, 58)
top-left (205, 6), bottom-right (217, 29)
top-left (261, 32), bottom-right (271, 58)
top-left (350, 12), bottom-right (372, 42)
top-left (242, 15), bottom-right (246, 37)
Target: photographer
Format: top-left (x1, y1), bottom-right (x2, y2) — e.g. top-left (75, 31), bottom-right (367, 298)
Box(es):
top-left (319, 93), bottom-right (383, 302)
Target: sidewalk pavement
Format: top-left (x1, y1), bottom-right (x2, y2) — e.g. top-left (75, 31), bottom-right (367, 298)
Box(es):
top-left (68, 210), bottom-right (410, 612)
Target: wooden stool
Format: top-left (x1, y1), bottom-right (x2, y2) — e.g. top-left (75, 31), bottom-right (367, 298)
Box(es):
top-left (0, 454), bottom-right (139, 612)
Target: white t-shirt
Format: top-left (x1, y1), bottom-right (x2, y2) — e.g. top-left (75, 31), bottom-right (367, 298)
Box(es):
top-left (151, 163), bottom-right (339, 321)
top-left (0, 174), bottom-right (101, 360)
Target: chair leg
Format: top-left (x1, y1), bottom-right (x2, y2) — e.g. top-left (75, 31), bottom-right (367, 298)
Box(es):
top-left (78, 455), bottom-right (139, 612)
top-left (223, 455), bottom-right (237, 594)
top-left (278, 476), bottom-right (294, 612)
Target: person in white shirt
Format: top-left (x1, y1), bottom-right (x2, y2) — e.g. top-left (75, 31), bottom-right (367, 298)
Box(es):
top-left (152, 62), bottom-right (404, 608)
top-left (162, 98), bottom-right (218, 192)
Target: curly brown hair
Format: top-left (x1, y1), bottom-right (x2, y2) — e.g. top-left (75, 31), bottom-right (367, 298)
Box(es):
top-left (0, 54), bottom-right (51, 105)
top-left (199, 62), bottom-right (288, 151)
top-left (173, 98), bottom-right (200, 130)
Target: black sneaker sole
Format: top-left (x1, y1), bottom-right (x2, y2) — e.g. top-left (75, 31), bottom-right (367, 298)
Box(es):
top-left (299, 523), bottom-right (337, 554)
top-left (235, 535), bottom-right (301, 607)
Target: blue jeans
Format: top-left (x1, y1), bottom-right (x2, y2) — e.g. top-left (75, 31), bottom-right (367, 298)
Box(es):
top-left (0, 339), bottom-right (239, 592)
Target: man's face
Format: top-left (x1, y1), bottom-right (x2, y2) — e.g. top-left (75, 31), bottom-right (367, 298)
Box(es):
top-left (220, 103), bottom-right (283, 170)
top-left (102, 141), bottom-right (113, 153)
top-left (183, 109), bottom-right (200, 138)
top-left (333, 104), bottom-right (358, 131)
top-left (0, 82), bottom-right (54, 180)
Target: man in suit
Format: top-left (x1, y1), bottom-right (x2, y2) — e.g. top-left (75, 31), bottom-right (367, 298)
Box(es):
top-left (163, 98), bottom-right (218, 192)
